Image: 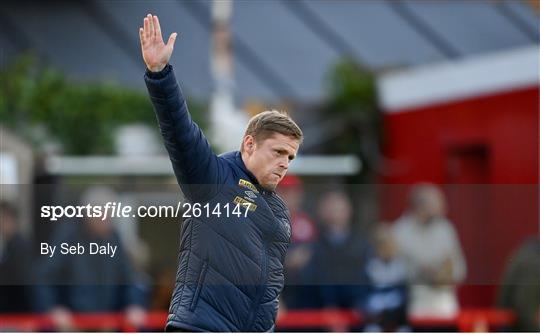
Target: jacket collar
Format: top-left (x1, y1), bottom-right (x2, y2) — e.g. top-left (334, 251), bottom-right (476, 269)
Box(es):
top-left (234, 151), bottom-right (259, 185)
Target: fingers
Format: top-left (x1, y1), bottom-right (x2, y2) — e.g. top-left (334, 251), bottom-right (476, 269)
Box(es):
top-left (142, 14), bottom-right (154, 42)
top-left (142, 14), bottom-right (172, 49)
top-left (153, 15), bottom-right (163, 42)
top-left (167, 32), bottom-right (178, 49)
top-left (143, 16), bottom-right (150, 40)
top-left (139, 27), bottom-right (145, 46)
top-left (147, 14), bottom-right (154, 39)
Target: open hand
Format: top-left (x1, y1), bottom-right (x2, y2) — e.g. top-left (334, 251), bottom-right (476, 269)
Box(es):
top-left (139, 14), bottom-right (177, 72)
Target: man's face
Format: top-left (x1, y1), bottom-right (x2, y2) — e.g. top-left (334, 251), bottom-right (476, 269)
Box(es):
top-left (318, 192), bottom-right (352, 232)
top-left (242, 133), bottom-right (300, 191)
top-left (279, 187), bottom-right (303, 213)
top-left (416, 188), bottom-right (447, 222)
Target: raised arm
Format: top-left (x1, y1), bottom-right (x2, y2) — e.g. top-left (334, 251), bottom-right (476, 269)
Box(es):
top-left (139, 14), bottom-right (223, 201)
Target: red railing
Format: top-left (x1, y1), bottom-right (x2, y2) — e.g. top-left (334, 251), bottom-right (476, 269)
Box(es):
top-left (0, 309), bottom-right (516, 332)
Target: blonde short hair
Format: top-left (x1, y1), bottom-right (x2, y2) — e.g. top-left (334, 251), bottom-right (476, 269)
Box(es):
top-left (243, 110), bottom-right (303, 148)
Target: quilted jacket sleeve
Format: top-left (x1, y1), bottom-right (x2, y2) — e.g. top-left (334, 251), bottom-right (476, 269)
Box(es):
top-left (145, 64), bottom-right (224, 201)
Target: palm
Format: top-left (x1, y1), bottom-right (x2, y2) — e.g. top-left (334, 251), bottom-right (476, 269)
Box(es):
top-left (139, 14), bottom-right (177, 72)
top-left (143, 38), bottom-right (167, 67)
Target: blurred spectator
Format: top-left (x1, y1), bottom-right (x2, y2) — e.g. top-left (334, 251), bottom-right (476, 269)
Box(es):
top-left (498, 237), bottom-right (540, 332)
top-left (35, 187), bottom-right (147, 331)
top-left (278, 175), bottom-right (318, 309)
top-left (0, 201), bottom-right (33, 313)
top-left (393, 184), bottom-right (466, 319)
top-left (279, 175), bottom-right (318, 244)
top-left (363, 223), bottom-right (408, 332)
top-left (150, 266), bottom-right (175, 310)
top-left (308, 190), bottom-right (371, 311)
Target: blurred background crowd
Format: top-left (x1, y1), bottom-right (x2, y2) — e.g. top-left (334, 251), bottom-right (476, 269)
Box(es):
top-left (0, 0), bottom-right (538, 332)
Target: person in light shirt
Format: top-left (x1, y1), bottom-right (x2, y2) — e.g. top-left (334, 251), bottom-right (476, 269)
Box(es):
top-left (393, 183), bottom-right (466, 318)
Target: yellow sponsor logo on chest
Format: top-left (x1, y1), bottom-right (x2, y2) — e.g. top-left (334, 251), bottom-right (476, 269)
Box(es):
top-left (233, 196), bottom-right (258, 211)
top-left (238, 179), bottom-right (258, 193)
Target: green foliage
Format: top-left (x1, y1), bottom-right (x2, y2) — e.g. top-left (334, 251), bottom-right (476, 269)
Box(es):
top-left (327, 59), bottom-right (378, 118)
top-left (323, 59), bottom-right (382, 179)
top-left (324, 59), bottom-right (381, 155)
top-left (0, 55), bottom-right (206, 155)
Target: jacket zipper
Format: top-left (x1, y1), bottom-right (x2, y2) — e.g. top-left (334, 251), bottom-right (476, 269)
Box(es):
top-left (189, 260), bottom-right (209, 311)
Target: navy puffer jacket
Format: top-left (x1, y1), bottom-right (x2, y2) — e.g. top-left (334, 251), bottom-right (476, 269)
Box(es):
top-left (145, 65), bottom-right (291, 332)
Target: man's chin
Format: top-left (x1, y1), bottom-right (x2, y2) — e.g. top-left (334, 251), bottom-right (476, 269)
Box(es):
top-left (260, 182), bottom-right (277, 192)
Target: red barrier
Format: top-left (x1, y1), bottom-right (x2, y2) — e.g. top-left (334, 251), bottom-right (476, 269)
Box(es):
top-left (0, 309), bottom-right (515, 332)
top-left (277, 309), bottom-right (363, 329)
top-left (456, 309), bottom-right (516, 332)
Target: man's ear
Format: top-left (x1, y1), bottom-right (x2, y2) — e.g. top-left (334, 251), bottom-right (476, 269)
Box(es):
top-left (243, 135), bottom-right (255, 155)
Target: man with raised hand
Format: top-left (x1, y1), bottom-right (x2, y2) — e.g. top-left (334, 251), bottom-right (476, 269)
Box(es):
top-left (139, 14), bottom-right (303, 332)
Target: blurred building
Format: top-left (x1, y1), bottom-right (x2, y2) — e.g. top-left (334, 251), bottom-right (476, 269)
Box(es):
top-left (0, 0), bottom-right (537, 104)
top-left (378, 45), bottom-right (539, 307)
top-left (0, 126), bottom-right (34, 234)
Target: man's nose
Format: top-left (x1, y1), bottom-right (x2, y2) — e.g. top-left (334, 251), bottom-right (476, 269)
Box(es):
top-left (279, 157), bottom-right (289, 169)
